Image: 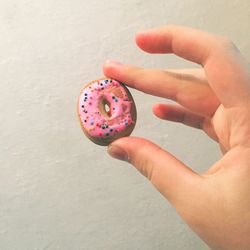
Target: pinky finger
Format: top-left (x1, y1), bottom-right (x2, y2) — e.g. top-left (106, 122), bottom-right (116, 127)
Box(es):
top-left (153, 103), bottom-right (218, 141)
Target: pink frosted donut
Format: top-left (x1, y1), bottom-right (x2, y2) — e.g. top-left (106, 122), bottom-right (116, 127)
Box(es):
top-left (77, 78), bottom-right (137, 146)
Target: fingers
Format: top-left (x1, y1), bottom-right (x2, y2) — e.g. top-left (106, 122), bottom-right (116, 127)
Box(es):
top-left (153, 103), bottom-right (204, 129)
top-left (135, 25), bottom-right (214, 63)
top-left (103, 62), bottom-right (220, 117)
top-left (108, 137), bottom-right (201, 202)
top-left (153, 103), bottom-right (218, 141)
top-left (135, 25), bottom-right (250, 107)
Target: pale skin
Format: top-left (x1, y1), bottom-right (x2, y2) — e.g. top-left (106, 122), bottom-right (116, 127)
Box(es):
top-left (103, 26), bottom-right (250, 250)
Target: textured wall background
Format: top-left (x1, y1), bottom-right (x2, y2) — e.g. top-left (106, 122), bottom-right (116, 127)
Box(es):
top-left (0, 0), bottom-right (249, 249)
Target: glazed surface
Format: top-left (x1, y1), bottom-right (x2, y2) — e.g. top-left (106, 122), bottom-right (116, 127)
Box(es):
top-left (78, 79), bottom-right (135, 142)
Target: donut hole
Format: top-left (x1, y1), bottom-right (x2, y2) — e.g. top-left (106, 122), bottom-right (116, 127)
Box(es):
top-left (100, 98), bottom-right (112, 118)
top-left (104, 103), bottom-right (110, 114)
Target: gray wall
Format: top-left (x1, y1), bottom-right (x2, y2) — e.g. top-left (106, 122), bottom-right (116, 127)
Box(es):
top-left (0, 0), bottom-right (249, 249)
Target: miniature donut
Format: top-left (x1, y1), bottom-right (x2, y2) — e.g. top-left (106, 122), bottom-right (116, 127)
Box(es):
top-left (77, 78), bottom-right (137, 146)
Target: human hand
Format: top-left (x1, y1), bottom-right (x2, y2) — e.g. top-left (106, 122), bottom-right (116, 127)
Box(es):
top-left (103, 26), bottom-right (250, 250)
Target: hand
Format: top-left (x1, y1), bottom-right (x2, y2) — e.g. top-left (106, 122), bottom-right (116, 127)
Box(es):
top-left (103, 25), bottom-right (250, 250)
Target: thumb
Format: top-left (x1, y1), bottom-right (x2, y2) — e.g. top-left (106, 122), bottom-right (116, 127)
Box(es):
top-left (108, 137), bottom-right (201, 202)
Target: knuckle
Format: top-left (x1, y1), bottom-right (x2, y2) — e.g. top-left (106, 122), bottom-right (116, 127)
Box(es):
top-left (127, 139), bottom-right (168, 190)
top-left (132, 146), bottom-right (163, 186)
top-left (130, 68), bottom-right (145, 89)
top-left (133, 152), bottom-right (155, 180)
top-left (217, 36), bottom-right (238, 52)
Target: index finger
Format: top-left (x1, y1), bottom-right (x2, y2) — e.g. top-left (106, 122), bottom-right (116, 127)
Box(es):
top-left (135, 25), bottom-right (250, 107)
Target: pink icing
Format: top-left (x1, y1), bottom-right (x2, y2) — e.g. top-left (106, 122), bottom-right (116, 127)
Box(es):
top-left (78, 79), bottom-right (135, 139)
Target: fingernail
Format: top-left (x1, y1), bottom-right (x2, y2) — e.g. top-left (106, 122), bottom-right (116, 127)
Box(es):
top-left (107, 144), bottom-right (129, 162)
top-left (105, 60), bottom-right (123, 68)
